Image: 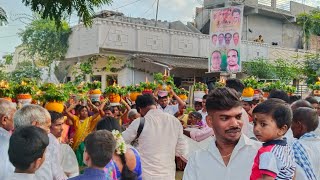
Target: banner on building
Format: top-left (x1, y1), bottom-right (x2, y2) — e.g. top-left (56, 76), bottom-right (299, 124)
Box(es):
top-left (209, 5), bottom-right (244, 73)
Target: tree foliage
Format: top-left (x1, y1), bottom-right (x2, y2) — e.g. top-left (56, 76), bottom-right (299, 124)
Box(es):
top-left (19, 18), bottom-right (71, 67)
top-left (303, 53), bottom-right (320, 85)
top-left (10, 61), bottom-right (41, 82)
top-left (243, 58), bottom-right (303, 83)
top-left (0, 7), bottom-right (8, 26)
top-left (273, 59), bottom-right (303, 84)
top-left (22, 0), bottom-right (112, 27)
top-left (242, 58), bottom-right (277, 79)
top-left (297, 10), bottom-right (320, 49)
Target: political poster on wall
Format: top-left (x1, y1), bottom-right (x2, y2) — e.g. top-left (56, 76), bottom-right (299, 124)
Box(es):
top-left (209, 5), bottom-right (244, 73)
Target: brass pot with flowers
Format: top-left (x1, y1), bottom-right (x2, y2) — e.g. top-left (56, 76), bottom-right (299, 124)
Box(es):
top-left (76, 82), bottom-right (90, 102)
top-left (174, 87), bottom-right (189, 102)
top-left (105, 83), bottom-right (128, 106)
top-left (309, 79), bottom-right (320, 96)
top-left (140, 81), bottom-right (157, 95)
top-left (262, 81), bottom-right (285, 98)
top-left (0, 80), bottom-right (13, 102)
top-left (241, 77), bottom-right (261, 99)
top-left (126, 84), bottom-right (143, 102)
top-left (284, 85), bottom-right (296, 96)
top-left (13, 80), bottom-right (35, 105)
top-left (153, 72), bottom-right (175, 97)
top-left (88, 81), bottom-right (102, 102)
top-left (41, 84), bottom-right (69, 113)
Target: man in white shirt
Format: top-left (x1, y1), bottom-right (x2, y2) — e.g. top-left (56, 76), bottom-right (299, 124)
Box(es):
top-left (225, 78), bottom-right (254, 138)
top-left (291, 107), bottom-right (320, 180)
top-left (13, 105), bottom-right (67, 180)
top-left (183, 87), bottom-right (261, 180)
top-left (157, 89), bottom-right (186, 116)
top-left (198, 95), bottom-right (208, 125)
top-left (0, 99), bottom-right (16, 180)
top-left (123, 94), bottom-right (188, 180)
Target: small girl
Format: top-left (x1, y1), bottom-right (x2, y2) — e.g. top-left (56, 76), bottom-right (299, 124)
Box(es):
top-left (250, 99), bottom-right (295, 180)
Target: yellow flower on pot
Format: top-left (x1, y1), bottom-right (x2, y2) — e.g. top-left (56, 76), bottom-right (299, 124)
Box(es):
top-left (242, 87), bottom-right (255, 98)
top-left (41, 84), bottom-right (69, 113)
top-left (105, 83), bottom-right (127, 105)
top-left (45, 101), bottom-right (64, 113)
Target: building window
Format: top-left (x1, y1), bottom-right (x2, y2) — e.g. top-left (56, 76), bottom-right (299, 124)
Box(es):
top-left (91, 75), bottom-right (102, 82)
top-left (106, 75), bottom-right (117, 86)
top-left (66, 77), bottom-right (71, 82)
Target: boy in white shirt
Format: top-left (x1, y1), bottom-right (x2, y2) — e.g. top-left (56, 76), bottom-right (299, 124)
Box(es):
top-left (8, 126), bottom-right (49, 180)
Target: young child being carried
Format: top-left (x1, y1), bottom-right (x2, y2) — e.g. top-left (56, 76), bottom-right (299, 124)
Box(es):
top-left (250, 99), bottom-right (295, 180)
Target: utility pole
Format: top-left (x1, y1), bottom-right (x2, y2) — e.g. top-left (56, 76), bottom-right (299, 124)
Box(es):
top-left (155, 0), bottom-right (160, 27)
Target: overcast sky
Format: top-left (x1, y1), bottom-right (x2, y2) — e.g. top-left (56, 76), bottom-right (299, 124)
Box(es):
top-left (0, 0), bottom-right (318, 59)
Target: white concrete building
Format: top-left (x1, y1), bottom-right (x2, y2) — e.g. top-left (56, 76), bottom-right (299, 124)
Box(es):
top-left (60, 2), bottom-right (317, 88)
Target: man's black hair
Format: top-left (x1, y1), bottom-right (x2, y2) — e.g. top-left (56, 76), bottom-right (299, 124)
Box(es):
top-left (305, 96), bottom-right (319, 105)
top-left (190, 111), bottom-right (202, 120)
top-left (84, 130), bottom-right (116, 167)
top-left (136, 94), bottom-right (156, 110)
top-left (291, 100), bottom-right (313, 112)
top-left (206, 87), bottom-right (242, 112)
top-left (253, 98), bottom-right (292, 129)
top-left (293, 107), bottom-right (319, 132)
top-left (268, 89), bottom-right (290, 103)
top-left (289, 95), bottom-right (301, 104)
top-left (226, 78), bottom-right (245, 94)
top-left (232, 8), bottom-right (241, 15)
top-left (48, 111), bottom-right (64, 124)
top-left (8, 126), bottom-right (49, 171)
top-left (225, 33), bottom-right (232, 38)
top-left (203, 94), bottom-right (208, 100)
top-left (96, 116), bottom-right (121, 132)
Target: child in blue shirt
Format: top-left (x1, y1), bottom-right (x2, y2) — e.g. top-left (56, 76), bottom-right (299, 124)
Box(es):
top-left (69, 130), bottom-right (116, 180)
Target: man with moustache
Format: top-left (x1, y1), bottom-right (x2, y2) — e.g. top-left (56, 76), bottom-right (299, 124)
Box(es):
top-left (233, 32), bottom-right (240, 46)
top-left (227, 49), bottom-right (240, 72)
top-left (183, 88), bottom-right (261, 180)
top-left (225, 33), bottom-right (232, 46)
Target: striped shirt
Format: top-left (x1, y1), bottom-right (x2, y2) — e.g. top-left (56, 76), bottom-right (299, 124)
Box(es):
top-left (250, 139), bottom-right (295, 180)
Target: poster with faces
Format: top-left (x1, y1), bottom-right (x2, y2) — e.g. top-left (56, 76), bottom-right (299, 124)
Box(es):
top-left (209, 5), bottom-right (244, 73)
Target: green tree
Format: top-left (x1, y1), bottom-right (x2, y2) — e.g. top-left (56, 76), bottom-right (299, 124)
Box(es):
top-left (297, 10), bottom-right (320, 49)
top-left (242, 58), bottom-right (277, 79)
top-left (0, 7), bottom-right (8, 26)
top-left (274, 59), bottom-right (303, 84)
top-left (10, 61), bottom-right (41, 82)
top-left (19, 18), bottom-right (72, 67)
top-left (22, 0), bottom-right (112, 27)
top-left (303, 53), bottom-right (320, 85)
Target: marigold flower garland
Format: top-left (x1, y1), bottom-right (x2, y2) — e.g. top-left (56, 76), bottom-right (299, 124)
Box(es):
top-left (112, 130), bottom-right (127, 155)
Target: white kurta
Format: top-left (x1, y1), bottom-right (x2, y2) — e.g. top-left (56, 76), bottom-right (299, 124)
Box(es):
top-left (183, 134), bottom-right (261, 180)
top-left (294, 133), bottom-right (320, 180)
top-left (7, 173), bottom-right (36, 180)
top-left (122, 109), bottom-right (188, 180)
top-left (0, 127), bottom-right (14, 180)
top-left (35, 133), bottom-right (67, 180)
top-left (157, 104), bottom-right (179, 116)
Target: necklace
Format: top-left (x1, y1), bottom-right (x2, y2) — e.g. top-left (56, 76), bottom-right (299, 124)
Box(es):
top-left (221, 152), bottom-right (232, 158)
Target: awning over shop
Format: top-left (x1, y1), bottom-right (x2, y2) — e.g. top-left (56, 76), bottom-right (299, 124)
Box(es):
top-left (131, 54), bottom-right (208, 70)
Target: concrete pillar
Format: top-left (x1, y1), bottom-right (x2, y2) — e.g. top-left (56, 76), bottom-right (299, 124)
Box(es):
top-left (271, 0), bottom-right (276, 9)
top-left (85, 74), bottom-right (90, 82)
top-left (101, 74), bottom-right (106, 90)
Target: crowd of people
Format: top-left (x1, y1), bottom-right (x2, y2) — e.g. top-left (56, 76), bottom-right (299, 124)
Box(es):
top-left (0, 78), bottom-right (320, 180)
